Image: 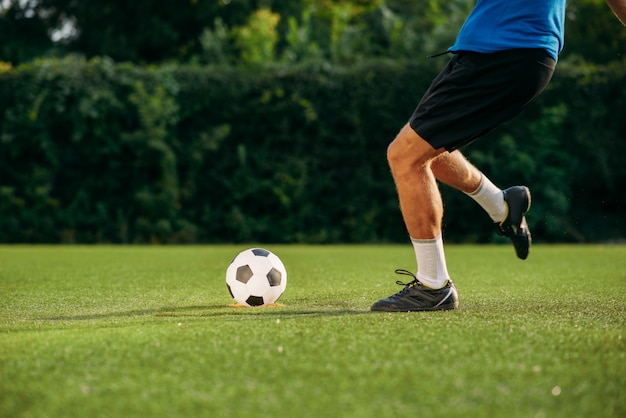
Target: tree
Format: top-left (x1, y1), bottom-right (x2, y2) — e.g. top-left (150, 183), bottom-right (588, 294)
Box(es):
top-left (1, 1), bottom-right (624, 66)
top-left (34, 0), bottom-right (224, 63)
top-left (562, 0), bottom-right (626, 63)
top-left (1, 0), bottom-right (262, 64)
top-left (0, 1), bottom-right (53, 64)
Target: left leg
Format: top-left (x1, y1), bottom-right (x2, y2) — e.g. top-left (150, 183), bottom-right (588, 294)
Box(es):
top-left (431, 150), bottom-right (532, 259)
top-left (431, 150), bottom-right (508, 223)
top-left (431, 150), bottom-right (482, 194)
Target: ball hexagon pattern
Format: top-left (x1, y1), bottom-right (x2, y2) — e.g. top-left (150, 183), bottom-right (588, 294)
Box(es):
top-left (226, 248), bottom-right (287, 307)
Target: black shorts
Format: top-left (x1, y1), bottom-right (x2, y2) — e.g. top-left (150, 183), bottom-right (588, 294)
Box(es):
top-left (409, 48), bottom-right (556, 151)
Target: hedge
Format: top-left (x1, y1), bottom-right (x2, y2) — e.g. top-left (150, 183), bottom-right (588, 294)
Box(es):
top-left (0, 56), bottom-right (624, 243)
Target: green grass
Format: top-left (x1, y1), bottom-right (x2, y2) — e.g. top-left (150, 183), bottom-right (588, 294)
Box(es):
top-left (1, 244), bottom-right (625, 418)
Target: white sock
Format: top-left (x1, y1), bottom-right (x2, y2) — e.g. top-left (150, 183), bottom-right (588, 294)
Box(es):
top-left (466, 175), bottom-right (506, 222)
top-left (410, 234), bottom-right (450, 289)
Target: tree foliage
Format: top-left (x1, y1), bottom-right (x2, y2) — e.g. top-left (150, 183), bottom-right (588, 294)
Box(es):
top-left (1, 0), bottom-right (623, 66)
top-left (1, 57), bottom-right (624, 244)
top-left (0, 1), bottom-right (624, 243)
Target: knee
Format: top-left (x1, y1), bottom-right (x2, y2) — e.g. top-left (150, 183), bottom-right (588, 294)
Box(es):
top-left (387, 130), bottom-right (428, 173)
top-left (387, 124), bottom-right (441, 173)
top-left (386, 136), bottom-right (405, 170)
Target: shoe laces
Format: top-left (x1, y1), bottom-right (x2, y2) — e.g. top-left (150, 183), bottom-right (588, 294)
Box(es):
top-left (394, 269), bottom-right (421, 289)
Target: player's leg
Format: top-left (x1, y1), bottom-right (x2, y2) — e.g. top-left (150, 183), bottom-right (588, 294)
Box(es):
top-left (386, 123), bottom-right (445, 240)
top-left (430, 150), bottom-right (481, 194)
top-left (371, 124), bottom-right (458, 312)
top-left (371, 50), bottom-right (552, 312)
top-left (431, 151), bottom-right (505, 221)
top-left (431, 151), bottom-right (532, 259)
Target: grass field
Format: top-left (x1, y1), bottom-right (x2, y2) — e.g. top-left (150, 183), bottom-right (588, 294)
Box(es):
top-left (1, 244), bottom-right (625, 418)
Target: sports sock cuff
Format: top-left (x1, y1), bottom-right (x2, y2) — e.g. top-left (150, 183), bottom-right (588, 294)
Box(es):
top-left (466, 174), bottom-right (485, 196)
top-left (410, 234), bottom-right (441, 244)
top-left (465, 174), bottom-right (506, 222)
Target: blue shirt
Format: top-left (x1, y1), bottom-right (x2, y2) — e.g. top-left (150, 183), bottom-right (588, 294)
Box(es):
top-left (450, 0), bottom-right (566, 60)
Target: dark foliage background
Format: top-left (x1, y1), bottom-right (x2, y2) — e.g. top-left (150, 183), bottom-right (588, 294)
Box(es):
top-left (1, 0), bottom-right (624, 243)
top-left (1, 57), bottom-right (624, 244)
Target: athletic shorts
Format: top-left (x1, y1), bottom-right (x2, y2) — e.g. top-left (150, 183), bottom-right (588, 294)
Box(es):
top-left (409, 48), bottom-right (556, 151)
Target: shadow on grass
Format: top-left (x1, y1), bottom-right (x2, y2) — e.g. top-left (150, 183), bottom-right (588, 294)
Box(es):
top-left (159, 303), bottom-right (370, 319)
top-left (38, 303), bottom-right (369, 321)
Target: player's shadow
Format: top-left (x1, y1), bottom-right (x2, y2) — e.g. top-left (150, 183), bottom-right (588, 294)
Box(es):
top-left (155, 303), bottom-right (369, 319)
top-left (38, 303), bottom-right (368, 321)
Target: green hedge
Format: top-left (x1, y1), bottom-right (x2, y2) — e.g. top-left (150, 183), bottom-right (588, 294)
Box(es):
top-left (0, 56), bottom-right (624, 243)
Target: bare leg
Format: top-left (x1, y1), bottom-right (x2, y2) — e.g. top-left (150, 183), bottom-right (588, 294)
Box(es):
top-left (432, 150), bottom-right (508, 223)
top-left (387, 124), bottom-right (484, 239)
top-left (430, 150), bottom-right (482, 194)
top-left (387, 124), bottom-right (446, 239)
top-left (372, 123), bottom-right (461, 309)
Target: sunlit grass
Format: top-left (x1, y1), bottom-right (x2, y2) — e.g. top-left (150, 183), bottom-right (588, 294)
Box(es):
top-left (1, 244), bottom-right (625, 417)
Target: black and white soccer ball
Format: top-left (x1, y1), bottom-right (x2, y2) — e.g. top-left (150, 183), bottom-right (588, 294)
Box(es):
top-left (226, 248), bottom-right (287, 307)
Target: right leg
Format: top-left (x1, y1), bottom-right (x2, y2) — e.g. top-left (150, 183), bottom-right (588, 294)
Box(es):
top-left (370, 124), bottom-right (459, 312)
top-left (386, 123), bottom-right (445, 241)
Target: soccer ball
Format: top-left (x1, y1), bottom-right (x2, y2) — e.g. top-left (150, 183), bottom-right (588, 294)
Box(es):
top-left (226, 248), bottom-right (287, 307)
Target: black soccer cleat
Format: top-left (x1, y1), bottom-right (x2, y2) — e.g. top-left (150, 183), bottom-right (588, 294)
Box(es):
top-left (371, 270), bottom-right (459, 312)
top-left (497, 186), bottom-right (532, 260)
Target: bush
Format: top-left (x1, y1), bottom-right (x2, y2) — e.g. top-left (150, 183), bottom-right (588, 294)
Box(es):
top-left (0, 56), bottom-right (624, 243)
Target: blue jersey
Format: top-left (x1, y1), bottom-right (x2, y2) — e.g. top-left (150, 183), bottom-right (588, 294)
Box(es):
top-left (449, 0), bottom-right (566, 60)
